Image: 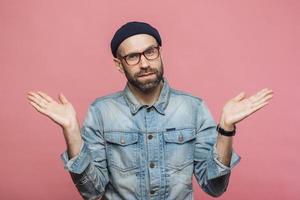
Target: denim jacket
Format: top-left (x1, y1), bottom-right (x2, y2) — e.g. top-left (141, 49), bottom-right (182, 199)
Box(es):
top-left (61, 78), bottom-right (241, 200)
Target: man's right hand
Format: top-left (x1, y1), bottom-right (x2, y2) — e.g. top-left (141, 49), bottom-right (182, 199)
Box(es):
top-left (27, 91), bottom-right (82, 158)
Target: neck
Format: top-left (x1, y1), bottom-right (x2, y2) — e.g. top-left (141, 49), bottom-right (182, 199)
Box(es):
top-left (128, 80), bottom-right (164, 106)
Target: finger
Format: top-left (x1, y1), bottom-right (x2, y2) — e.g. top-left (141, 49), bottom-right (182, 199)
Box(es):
top-left (27, 91), bottom-right (38, 97)
top-left (249, 89), bottom-right (273, 103)
top-left (257, 89), bottom-right (273, 99)
top-left (252, 93), bottom-right (273, 108)
top-left (27, 93), bottom-right (48, 109)
top-left (27, 93), bottom-right (41, 105)
top-left (249, 101), bottom-right (270, 114)
top-left (248, 89), bottom-right (267, 102)
top-left (37, 91), bottom-right (54, 103)
top-left (251, 91), bottom-right (273, 105)
top-left (233, 92), bottom-right (246, 101)
top-left (27, 91), bottom-right (45, 102)
top-left (236, 90), bottom-right (272, 117)
top-left (28, 100), bottom-right (46, 114)
top-left (257, 88), bottom-right (270, 95)
top-left (59, 93), bottom-right (69, 104)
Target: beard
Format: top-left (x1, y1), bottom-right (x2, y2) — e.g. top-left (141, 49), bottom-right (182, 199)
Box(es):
top-left (123, 61), bottom-right (164, 94)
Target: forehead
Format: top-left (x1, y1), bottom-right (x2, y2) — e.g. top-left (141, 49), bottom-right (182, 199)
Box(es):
top-left (118, 34), bottom-right (158, 55)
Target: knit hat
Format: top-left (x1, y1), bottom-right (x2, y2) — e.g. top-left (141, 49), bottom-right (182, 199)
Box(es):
top-left (110, 21), bottom-right (162, 58)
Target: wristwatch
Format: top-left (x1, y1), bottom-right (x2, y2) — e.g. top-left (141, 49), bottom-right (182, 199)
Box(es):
top-left (216, 124), bottom-right (236, 137)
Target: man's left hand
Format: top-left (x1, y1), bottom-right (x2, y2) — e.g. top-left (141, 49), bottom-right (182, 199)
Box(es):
top-left (220, 88), bottom-right (274, 131)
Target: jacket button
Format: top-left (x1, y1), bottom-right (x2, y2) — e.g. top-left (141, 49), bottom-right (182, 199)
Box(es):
top-left (178, 134), bottom-right (184, 142)
top-left (150, 189), bottom-right (155, 194)
top-left (148, 134), bottom-right (153, 140)
top-left (149, 162), bottom-right (155, 168)
top-left (120, 139), bottom-right (125, 144)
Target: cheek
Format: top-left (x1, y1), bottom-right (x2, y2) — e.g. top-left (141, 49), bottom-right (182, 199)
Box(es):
top-left (152, 60), bottom-right (162, 70)
top-left (124, 67), bottom-right (139, 76)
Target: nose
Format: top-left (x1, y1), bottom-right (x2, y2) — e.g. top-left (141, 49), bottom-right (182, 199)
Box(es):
top-left (139, 54), bottom-right (150, 69)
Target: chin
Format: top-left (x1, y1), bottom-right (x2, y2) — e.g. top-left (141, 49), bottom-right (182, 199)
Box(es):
top-left (139, 79), bottom-right (162, 92)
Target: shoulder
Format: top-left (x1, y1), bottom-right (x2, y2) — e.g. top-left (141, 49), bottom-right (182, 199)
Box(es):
top-left (169, 87), bottom-right (204, 105)
top-left (89, 90), bottom-right (124, 108)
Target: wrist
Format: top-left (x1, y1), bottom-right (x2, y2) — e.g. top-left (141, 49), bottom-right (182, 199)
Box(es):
top-left (217, 123), bottom-right (236, 137)
top-left (62, 123), bottom-right (81, 143)
top-left (63, 118), bottom-right (80, 132)
top-left (219, 122), bottom-right (235, 131)
top-left (219, 114), bottom-right (235, 131)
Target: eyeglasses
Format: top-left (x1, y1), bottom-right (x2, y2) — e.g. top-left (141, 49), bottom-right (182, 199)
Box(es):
top-left (120, 46), bottom-right (160, 66)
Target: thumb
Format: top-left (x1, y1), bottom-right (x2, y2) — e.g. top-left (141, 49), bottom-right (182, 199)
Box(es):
top-left (59, 93), bottom-right (69, 104)
top-left (233, 92), bottom-right (246, 101)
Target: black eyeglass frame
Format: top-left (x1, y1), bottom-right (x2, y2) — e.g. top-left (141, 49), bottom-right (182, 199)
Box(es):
top-left (118, 46), bottom-right (161, 66)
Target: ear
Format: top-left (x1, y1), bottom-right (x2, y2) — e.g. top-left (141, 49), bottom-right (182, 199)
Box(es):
top-left (113, 57), bottom-right (125, 74)
top-left (159, 46), bottom-right (163, 60)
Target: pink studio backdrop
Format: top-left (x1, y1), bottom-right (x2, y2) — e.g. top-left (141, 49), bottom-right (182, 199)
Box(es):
top-left (1, 0), bottom-right (299, 199)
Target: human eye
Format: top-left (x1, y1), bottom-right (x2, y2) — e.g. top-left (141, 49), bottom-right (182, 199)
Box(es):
top-left (126, 53), bottom-right (140, 61)
top-left (144, 47), bottom-right (156, 56)
top-left (144, 47), bottom-right (158, 59)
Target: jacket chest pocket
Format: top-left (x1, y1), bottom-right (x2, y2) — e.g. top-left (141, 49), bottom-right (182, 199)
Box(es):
top-left (163, 129), bottom-right (196, 170)
top-left (104, 132), bottom-right (139, 172)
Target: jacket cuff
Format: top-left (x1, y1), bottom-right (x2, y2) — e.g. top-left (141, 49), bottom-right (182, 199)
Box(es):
top-left (60, 141), bottom-right (92, 174)
top-left (207, 143), bottom-right (241, 180)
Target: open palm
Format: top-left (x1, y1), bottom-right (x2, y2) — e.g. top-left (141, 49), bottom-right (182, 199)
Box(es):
top-left (27, 91), bottom-right (78, 129)
top-left (221, 88), bottom-right (274, 127)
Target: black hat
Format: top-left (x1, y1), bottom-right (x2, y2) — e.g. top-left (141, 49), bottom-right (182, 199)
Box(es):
top-left (110, 21), bottom-right (162, 58)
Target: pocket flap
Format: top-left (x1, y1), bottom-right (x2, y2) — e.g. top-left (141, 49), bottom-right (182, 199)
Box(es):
top-left (104, 132), bottom-right (138, 146)
top-left (163, 129), bottom-right (196, 144)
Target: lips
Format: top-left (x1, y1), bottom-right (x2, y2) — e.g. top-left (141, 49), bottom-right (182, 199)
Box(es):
top-left (139, 72), bottom-right (155, 77)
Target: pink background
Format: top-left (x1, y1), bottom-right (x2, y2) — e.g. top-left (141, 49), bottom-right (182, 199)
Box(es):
top-left (1, 0), bottom-right (299, 199)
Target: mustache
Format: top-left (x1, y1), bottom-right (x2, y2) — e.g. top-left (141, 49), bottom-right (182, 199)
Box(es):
top-left (136, 68), bottom-right (158, 77)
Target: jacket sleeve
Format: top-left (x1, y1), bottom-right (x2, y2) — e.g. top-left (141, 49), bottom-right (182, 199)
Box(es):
top-left (60, 104), bottom-right (109, 200)
top-left (193, 100), bottom-right (241, 197)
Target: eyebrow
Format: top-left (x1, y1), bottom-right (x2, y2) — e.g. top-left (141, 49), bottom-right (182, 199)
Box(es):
top-left (123, 44), bottom-right (157, 57)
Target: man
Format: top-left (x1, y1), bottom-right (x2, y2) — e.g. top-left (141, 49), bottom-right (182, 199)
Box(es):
top-left (27, 21), bottom-right (273, 200)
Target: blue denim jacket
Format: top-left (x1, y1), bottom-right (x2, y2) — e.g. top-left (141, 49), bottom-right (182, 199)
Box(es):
top-left (61, 78), bottom-right (241, 200)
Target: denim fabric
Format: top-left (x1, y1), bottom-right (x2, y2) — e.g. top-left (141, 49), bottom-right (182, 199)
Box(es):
top-left (61, 78), bottom-right (241, 200)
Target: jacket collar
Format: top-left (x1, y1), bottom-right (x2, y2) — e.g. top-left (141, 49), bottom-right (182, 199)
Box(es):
top-left (123, 77), bottom-right (170, 115)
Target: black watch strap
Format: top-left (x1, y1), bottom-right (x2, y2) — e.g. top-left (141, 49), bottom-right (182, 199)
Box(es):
top-left (216, 124), bottom-right (236, 137)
